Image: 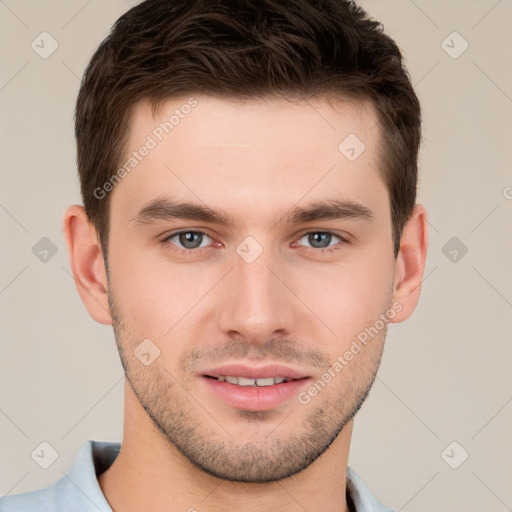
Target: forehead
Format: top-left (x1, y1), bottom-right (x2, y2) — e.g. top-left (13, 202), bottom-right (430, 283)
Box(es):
top-left (110, 95), bottom-right (386, 225)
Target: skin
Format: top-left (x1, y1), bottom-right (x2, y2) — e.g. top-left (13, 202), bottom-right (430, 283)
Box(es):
top-left (63, 95), bottom-right (428, 512)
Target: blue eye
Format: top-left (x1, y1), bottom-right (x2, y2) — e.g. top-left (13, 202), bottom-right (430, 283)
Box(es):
top-left (297, 231), bottom-right (343, 250)
top-left (164, 230), bottom-right (212, 250)
top-left (161, 229), bottom-right (348, 257)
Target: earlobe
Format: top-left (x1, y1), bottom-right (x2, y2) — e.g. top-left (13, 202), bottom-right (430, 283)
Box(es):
top-left (389, 204), bottom-right (429, 323)
top-left (62, 205), bottom-right (113, 325)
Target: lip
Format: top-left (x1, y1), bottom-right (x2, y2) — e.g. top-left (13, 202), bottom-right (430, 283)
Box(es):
top-left (201, 363), bottom-right (309, 380)
top-left (199, 363), bottom-right (311, 411)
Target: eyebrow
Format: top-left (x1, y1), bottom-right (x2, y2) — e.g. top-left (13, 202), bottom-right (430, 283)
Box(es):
top-left (130, 196), bottom-right (374, 228)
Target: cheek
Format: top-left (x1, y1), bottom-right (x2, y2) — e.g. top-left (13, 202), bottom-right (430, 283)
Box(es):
top-left (294, 257), bottom-right (394, 335)
top-left (109, 252), bottom-right (220, 338)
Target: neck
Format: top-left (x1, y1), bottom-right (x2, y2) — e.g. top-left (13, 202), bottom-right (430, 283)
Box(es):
top-left (98, 381), bottom-right (353, 512)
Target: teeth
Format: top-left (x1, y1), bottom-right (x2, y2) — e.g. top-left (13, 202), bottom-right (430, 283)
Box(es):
top-left (216, 376), bottom-right (291, 386)
top-left (238, 376), bottom-right (257, 386)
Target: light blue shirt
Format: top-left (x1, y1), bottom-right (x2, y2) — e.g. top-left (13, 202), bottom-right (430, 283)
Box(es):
top-left (0, 440), bottom-right (395, 511)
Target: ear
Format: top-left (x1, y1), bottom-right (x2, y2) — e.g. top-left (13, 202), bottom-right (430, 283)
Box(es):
top-left (389, 204), bottom-right (429, 323)
top-left (62, 205), bottom-right (112, 325)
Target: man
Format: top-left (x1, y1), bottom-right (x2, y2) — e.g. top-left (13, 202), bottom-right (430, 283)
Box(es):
top-left (1, 0), bottom-right (428, 510)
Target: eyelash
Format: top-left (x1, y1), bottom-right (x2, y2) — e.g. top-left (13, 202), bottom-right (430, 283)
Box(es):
top-left (161, 229), bottom-right (349, 257)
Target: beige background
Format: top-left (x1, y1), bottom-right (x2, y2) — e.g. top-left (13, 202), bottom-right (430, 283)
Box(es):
top-left (1, 1), bottom-right (511, 510)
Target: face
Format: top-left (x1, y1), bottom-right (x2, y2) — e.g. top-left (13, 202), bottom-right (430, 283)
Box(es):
top-left (105, 95), bottom-right (397, 482)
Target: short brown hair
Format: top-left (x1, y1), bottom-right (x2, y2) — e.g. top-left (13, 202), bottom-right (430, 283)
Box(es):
top-left (75, 0), bottom-right (421, 260)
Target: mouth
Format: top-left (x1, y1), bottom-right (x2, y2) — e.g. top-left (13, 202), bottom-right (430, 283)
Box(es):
top-left (204, 375), bottom-right (297, 386)
top-left (200, 363), bottom-right (311, 411)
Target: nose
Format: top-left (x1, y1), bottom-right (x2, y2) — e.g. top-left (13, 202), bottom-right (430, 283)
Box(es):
top-left (215, 244), bottom-right (300, 345)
